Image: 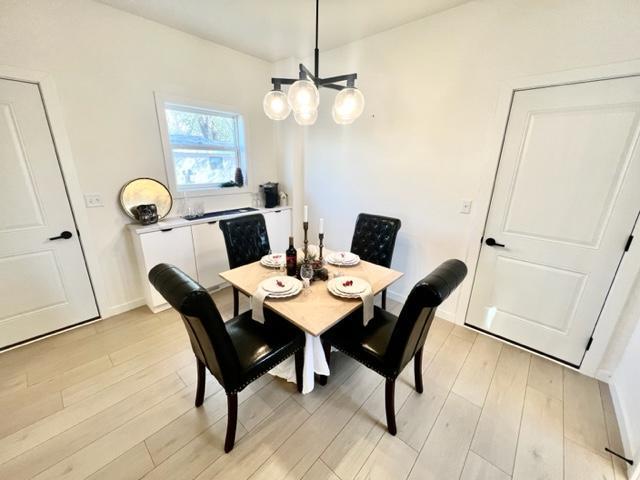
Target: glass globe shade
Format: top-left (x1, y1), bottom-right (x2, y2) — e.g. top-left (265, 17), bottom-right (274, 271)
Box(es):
top-left (332, 87), bottom-right (365, 124)
top-left (287, 80), bottom-right (319, 114)
top-left (263, 90), bottom-right (291, 120)
top-left (294, 108), bottom-right (318, 126)
top-left (332, 105), bottom-right (354, 125)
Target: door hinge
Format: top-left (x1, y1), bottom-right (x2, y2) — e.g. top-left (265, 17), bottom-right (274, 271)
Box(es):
top-left (586, 336), bottom-right (594, 351)
top-left (624, 234), bottom-right (634, 252)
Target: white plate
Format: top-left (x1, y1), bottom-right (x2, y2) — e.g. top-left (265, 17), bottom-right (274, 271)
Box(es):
top-left (329, 251), bottom-right (358, 263)
top-left (261, 253), bottom-right (285, 267)
top-left (335, 276), bottom-right (368, 295)
top-left (261, 276), bottom-right (296, 294)
top-left (268, 283), bottom-right (302, 298)
top-left (327, 278), bottom-right (361, 299)
top-left (326, 255), bottom-right (360, 266)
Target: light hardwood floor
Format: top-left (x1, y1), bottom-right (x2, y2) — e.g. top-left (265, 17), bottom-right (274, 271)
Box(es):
top-left (0, 288), bottom-right (628, 480)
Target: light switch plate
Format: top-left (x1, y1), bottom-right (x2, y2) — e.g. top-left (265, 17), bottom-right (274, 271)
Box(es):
top-left (460, 199), bottom-right (472, 214)
top-left (84, 193), bottom-right (104, 208)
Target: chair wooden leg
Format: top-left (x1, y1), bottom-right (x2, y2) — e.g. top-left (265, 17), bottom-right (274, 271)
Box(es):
top-left (295, 349), bottom-right (304, 393)
top-left (232, 287), bottom-right (239, 317)
top-left (381, 289), bottom-right (387, 310)
top-left (224, 393), bottom-right (238, 453)
top-left (319, 339), bottom-right (331, 386)
top-left (195, 359), bottom-right (206, 407)
top-left (414, 348), bottom-right (424, 394)
top-left (385, 378), bottom-right (397, 435)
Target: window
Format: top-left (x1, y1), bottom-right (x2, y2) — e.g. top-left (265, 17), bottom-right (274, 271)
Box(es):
top-left (157, 96), bottom-right (247, 195)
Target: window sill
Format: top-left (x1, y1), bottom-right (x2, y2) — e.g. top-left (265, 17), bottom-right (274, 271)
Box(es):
top-left (174, 185), bottom-right (253, 198)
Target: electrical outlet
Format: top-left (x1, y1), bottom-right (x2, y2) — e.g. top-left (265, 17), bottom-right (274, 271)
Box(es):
top-left (84, 193), bottom-right (104, 208)
top-left (460, 199), bottom-right (472, 214)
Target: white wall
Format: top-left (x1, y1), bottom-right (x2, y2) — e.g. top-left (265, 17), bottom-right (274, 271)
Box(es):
top-left (0, 0), bottom-right (278, 317)
top-left (297, 0), bottom-right (640, 321)
top-left (611, 307), bottom-right (640, 478)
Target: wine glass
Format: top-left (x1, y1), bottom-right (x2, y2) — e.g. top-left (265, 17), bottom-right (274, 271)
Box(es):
top-left (300, 263), bottom-right (314, 292)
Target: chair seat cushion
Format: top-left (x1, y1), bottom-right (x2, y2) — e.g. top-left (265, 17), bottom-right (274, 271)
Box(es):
top-left (323, 306), bottom-right (399, 379)
top-left (225, 310), bottom-right (304, 392)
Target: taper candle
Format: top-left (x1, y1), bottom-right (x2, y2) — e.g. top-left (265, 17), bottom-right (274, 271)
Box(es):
top-left (319, 218), bottom-right (324, 234)
top-left (303, 205), bottom-right (308, 222)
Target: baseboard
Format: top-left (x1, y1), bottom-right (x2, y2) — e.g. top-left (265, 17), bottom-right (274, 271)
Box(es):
top-left (100, 297), bottom-right (146, 319)
top-left (608, 377), bottom-right (637, 479)
top-left (386, 289), bottom-right (406, 304)
top-left (386, 290), bottom-right (456, 322)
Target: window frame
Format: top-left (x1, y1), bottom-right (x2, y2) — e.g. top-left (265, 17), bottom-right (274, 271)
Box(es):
top-left (155, 92), bottom-right (250, 197)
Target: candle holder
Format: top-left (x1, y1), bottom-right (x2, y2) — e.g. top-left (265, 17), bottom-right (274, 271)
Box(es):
top-left (303, 221), bottom-right (309, 263)
top-left (314, 232), bottom-right (328, 281)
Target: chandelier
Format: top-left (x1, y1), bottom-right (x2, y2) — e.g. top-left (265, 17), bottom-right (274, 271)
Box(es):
top-left (262, 0), bottom-right (365, 126)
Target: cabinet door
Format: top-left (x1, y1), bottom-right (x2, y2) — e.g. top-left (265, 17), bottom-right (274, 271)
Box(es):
top-left (139, 227), bottom-right (197, 308)
top-left (192, 221), bottom-right (229, 289)
top-left (264, 209), bottom-right (292, 253)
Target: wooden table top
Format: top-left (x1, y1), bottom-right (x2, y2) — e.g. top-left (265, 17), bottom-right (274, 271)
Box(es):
top-left (219, 260), bottom-right (403, 336)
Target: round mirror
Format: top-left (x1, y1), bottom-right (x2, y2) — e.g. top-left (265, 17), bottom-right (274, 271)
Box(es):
top-left (119, 178), bottom-right (173, 220)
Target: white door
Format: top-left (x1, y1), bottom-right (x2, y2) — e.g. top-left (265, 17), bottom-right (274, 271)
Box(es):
top-left (466, 76), bottom-right (640, 366)
top-left (192, 221), bottom-right (228, 290)
top-left (0, 79), bottom-right (98, 348)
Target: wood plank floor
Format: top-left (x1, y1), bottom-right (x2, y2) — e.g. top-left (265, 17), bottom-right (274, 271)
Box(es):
top-left (0, 287), bottom-right (628, 480)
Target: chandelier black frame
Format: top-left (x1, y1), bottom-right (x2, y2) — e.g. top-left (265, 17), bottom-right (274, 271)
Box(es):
top-left (268, 0), bottom-right (359, 93)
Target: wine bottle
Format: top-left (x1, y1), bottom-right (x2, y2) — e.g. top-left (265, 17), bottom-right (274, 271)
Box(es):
top-left (286, 236), bottom-right (297, 277)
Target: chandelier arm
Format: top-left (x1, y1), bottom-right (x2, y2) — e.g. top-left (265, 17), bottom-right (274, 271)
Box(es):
top-left (270, 77), bottom-right (297, 88)
top-left (318, 73), bottom-right (357, 85)
top-left (322, 83), bottom-right (346, 91)
top-left (299, 64), bottom-right (318, 83)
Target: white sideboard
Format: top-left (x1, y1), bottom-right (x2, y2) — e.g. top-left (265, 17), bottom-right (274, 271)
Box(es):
top-left (129, 207), bottom-right (292, 313)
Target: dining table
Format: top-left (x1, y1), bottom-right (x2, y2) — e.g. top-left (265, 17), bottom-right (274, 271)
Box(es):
top-left (219, 254), bottom-right (403, 393)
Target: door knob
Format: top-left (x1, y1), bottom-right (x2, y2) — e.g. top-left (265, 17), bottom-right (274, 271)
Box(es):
top-left (48, 230), bottom-right (73, 241)
top-left (485, 237), bottom-right (506, 247)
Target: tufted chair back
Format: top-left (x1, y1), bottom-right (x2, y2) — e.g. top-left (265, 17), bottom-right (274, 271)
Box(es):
top-left (386, 259), bottom-right (467, 374)
top-left (219, 214), bottom-right (271, 269)
top-left (148, 263), bottom-right (241, 390)
top-left (350, 213), bottom-right (401, 268)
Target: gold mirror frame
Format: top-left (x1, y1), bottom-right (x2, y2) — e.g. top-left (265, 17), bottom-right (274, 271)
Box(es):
top-left (119, 178), bottom-right (173, 220)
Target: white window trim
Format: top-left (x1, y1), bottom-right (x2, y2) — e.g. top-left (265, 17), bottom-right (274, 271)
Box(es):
top-left (154, 92), bottom-right (251, 198)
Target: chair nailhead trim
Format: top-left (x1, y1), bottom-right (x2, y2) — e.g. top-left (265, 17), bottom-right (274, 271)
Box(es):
top-left (226, 345), bottom-right (303, 394)
top-left (329, 345), bottom-right (396, 380)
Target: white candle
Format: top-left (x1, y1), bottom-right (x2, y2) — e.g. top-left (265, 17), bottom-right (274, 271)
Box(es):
top-left (304, 205), bottom-right (308, 222)
top-left (319, 218), bottom-right (324, 234)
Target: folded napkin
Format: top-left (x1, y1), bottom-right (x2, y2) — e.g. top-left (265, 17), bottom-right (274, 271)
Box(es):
top-left (250, 287), bottom-right (268, 323)
top-left (360, 286), bottom-right (374, 326)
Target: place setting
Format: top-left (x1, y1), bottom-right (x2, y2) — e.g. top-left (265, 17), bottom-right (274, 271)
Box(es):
top-left (327, 274), bottom-right (375, 325)
top-left (326, 251), bottom-right (360, 267)
top-left (251, 275), bottom-right (303, 323)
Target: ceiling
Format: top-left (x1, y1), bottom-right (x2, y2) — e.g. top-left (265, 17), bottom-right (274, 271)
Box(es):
top-left (97, 0), bottom-right (472, 62)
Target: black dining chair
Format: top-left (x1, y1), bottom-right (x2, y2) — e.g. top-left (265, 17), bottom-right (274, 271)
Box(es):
top-left (219, 214), bottom-right (271, 316)
top-left (350, 213), bottom-right (401, 310)
top-left (148, 263), bottom-right (304, 453)
top-left (321, 259), bottom-right (467, 435)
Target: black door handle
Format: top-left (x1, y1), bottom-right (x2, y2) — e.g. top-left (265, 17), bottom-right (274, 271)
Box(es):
top-left (49, 230), bottom-right (73, 241)
top-left (485, 237), bottom-right (506, 248)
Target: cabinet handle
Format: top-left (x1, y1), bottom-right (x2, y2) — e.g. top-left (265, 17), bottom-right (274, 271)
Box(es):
top-left (208, 220), bottom-right (218, 225)
top-left (160, 228), bottom-right (173, 232)
top-left (274, 210), bottom-right (281, 213)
